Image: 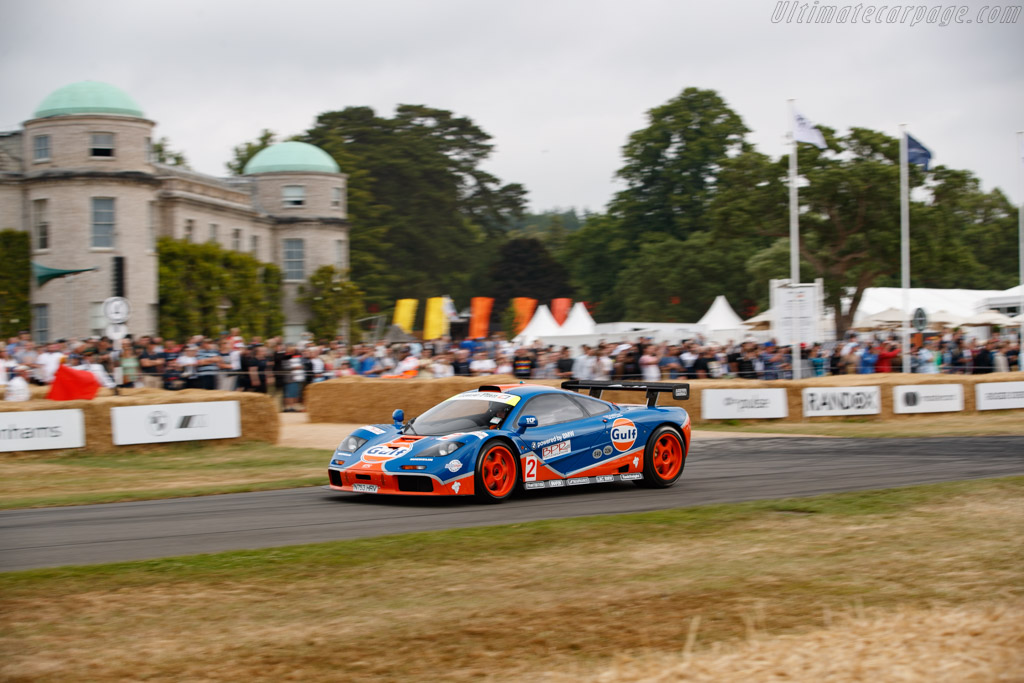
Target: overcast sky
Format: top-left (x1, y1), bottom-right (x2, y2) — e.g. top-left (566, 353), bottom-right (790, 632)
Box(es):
top-left (2, 0), bottom-right (1022, 212)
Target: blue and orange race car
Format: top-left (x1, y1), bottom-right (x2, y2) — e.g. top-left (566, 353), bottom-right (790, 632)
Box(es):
top-left (327, 380), bottom-right (691, 502)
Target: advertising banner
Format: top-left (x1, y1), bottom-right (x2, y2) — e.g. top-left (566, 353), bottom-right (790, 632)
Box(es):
top-left (701, 389), bottom-right (788, 420)
top-left (892, 384), bottom-right (964, 414)
top-left (0, 409), bottom-right (85, 452)
top-left (975, 381), bottom-right (1024, 411)
top-left (111, 401), bottom-right (241, 445)
top-left (802, 386), bottom-right (881, 417)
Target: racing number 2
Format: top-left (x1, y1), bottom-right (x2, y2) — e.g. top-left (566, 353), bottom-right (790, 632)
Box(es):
top-left (524, 455), bottom-right (538, 481)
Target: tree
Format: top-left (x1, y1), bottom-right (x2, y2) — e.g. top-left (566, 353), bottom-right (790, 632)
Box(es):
top-left (298, 266), bottom-right (365, 342)
top-left (157, 238), bottom-right (282, 339)
top-left (0, 230), bottom-right (30, 338)
top-left (485, 238), bottom-right (573, 317)
top-left (150, 137), bottom-right (189, 168)
top-left (611, 87), bottom-right (750, 240)
top-left (562, 213), bottom-right (632, 322)
top-left (302, 105), bottom-right (527, 305)
top-left (226, 129), bottom-right (277, 176)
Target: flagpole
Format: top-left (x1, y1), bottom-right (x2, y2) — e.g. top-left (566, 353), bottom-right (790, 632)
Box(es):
top-left (900, 125), bottom-right (911, 373)
top-left (788, 99), bottom-right (801, 380)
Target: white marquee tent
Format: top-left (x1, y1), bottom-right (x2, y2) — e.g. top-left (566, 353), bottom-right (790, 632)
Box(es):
top-left (559, 302), bottom-right (596, 336)
top-left (513, 304), bottom-right (561, 344)
top-left (696, 295), bottom-right (745, 344)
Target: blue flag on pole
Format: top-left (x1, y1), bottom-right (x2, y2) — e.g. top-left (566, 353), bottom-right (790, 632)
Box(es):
top-left (906, 133), bottom-right (932, 170)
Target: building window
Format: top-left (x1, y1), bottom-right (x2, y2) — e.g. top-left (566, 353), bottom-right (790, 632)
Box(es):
top-left (91, 197), bottom-right (115, 248)
top-left (250, 234), bottom-right (260, 259)
top-left (90, 302), bottom-right (106, 337)
top-left (335, 239), bottom-right (347, 272)
top-left (148, 201), bottom-right (156, 252)
top-left (283, 238), bottom-right (305, 280)
top-left (232, 228), bottom-right (242, 251)
top-left (145, 137), bottom-right (152, 163)
top-left (208, 223), bottom-right (219, 243)
top-left (33, 135), bottom-right (51, 161)
top-left (33, 304), bottom-right (49, 342)
top-left (90, 133), bottom-right (115, 158)
top-left (184, 219), bottom-right (194, 243)
top-left (332, 187), bottom-right (342, 208)
top-left (282, 185), bottom-right (305, 207)
top-left (33, 199), bottom-right (49, 250)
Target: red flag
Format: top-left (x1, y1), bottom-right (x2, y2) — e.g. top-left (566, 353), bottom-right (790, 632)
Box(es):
top-left (48, 364), bottom-right (101, 401)
top-left (550, 298), bottom-right (572, 326)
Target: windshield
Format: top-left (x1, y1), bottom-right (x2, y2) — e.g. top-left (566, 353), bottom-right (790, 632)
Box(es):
top-left (407, 398), bottom-right (513, 436)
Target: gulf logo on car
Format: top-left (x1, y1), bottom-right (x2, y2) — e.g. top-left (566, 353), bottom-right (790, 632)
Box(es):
top-left (610, 418), bottom-right (637, 452)
top-left (361, 444), bottom-right (411, 463)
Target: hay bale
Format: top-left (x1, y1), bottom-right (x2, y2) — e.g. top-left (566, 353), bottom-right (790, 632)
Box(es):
top-left (0, 389), bottom-right (278, 456)
top-left (304, 373), bottom-right (1024, 426)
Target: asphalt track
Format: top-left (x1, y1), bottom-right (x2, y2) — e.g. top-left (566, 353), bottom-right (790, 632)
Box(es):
top-left (2, 436), bottom-right (1023, 572)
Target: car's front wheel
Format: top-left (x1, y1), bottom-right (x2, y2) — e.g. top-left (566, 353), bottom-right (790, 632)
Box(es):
top-left (638, 425), bottom-right (685, 488)
top-left (474, 441), bottom-right (519, 503)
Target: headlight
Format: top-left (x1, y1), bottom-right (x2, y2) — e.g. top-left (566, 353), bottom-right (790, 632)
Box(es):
top-left (336, 434), bottom-right (368, 455)
top-left (421, 440), bottom-right (465, 457)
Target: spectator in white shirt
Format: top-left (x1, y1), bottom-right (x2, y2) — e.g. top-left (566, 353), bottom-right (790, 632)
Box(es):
top-left (4, 365), bottom-right (32, 401)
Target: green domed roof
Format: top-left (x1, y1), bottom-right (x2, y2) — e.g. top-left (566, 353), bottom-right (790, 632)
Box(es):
top-left (243, 141), bottom-right (340, 175)
top-left (34, 81), bottom-right (144, 118)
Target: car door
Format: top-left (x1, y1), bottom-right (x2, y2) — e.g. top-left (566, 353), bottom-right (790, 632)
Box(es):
top-left (519, 393), bottom-right (604, 479)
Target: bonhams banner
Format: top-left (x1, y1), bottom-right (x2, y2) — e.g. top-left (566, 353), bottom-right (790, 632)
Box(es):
top-left (0, 409), bottom-right (85, 452)
top-left (802, 386), bottom-right (881, 417)
top-left (701, 389), bottom-right (788, 420)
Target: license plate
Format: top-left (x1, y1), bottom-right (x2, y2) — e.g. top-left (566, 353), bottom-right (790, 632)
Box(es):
top-left (352, 483), bottom-right (378, 493)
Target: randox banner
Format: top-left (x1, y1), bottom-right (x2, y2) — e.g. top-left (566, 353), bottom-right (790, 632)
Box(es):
top-left (975, 381), bottom-right (1024, 411)
top-left (893, 384), bottom-right (964, 414)
top-left (0, 409), bottom-right (85, 452)
top-left (701, 388), bottom-right (788, 420)
top-left (802, 386), bottom-right (881, 417)
top-left (111, 401), bottom-right (241, 445)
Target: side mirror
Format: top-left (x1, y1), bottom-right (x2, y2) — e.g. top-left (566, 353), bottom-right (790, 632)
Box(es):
top-left (516, 414), bottom-right (538, 435)
top-left (392, 409), bottom-right (404, 429)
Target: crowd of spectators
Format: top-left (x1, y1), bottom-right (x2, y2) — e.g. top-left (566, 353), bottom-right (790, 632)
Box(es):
top-left (3, 327), bottom-right (1021, 406)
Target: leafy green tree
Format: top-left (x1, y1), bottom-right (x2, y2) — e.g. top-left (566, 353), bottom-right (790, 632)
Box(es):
top-left (562, 213), bottom-right (631, 322)
top-left (485, 237), bottom-right (573, 318)
top-left (226, 129), bottom-right (277, 176)
top-left (0, 230), bottom-right (30, 338)
top-left (157, 238), bottom-right (282, 339)
top-left (302, 105), bottom-right (526, 305)
top-left (150, 137), bottom-right (189, 168)
top-left (611, 87), bottom-right (750, 240)
top-left (298, 266), bottom-right (365, 342)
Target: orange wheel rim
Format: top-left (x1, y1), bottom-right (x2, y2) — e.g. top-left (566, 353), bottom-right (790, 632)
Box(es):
top-left (481, 446), bottom-right (515, 497)
top-left (652, 433), bottom-right (682, 480)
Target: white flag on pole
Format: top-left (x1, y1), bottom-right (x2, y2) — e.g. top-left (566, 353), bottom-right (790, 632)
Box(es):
top-left (793, 109), bottom-right (827, 149)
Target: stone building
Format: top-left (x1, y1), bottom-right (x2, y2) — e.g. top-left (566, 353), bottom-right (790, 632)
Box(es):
top-left (0, 81), bottom-right (349, 342)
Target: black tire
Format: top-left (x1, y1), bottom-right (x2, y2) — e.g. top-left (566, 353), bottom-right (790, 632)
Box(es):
top-left (636, 425), bottom-right (686, 488)
top-left (474, 440), bottom-right (520, 503)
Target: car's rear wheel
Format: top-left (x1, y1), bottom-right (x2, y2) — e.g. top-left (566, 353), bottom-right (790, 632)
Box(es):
top-left (475, 441), bottom-right (519, 503)
top-left (638, 425), bottom-right (685, 488)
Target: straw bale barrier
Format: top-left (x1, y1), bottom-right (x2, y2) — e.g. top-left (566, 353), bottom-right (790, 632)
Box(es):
top-left (305, 373), bottom-right (1024, 425)
top-left (0, 388), bottom-right (278, 455)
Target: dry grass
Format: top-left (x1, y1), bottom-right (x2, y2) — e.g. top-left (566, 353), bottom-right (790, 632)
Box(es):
top-left (1, 477), bottom-right (1021, 681)
top-left (540, 602), bottom-right (1024, 682)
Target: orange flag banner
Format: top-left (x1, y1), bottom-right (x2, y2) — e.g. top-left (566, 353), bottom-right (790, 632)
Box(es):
top-left (550, 298), bottom-right (572, 326)
top-left (469, 297), bottom-right (494, 339)
top-left (512, 297), bottom-right (537, 335)
top-left (48, 364), bottom-right (100, 401)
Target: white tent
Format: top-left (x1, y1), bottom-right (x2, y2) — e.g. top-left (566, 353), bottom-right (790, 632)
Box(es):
top-left (961, 309), bottom-right (1016, 326)
top-left (849, 287), bottom-right (1007, 328)
top-left (559, 302), bottom-right (596, 336)
top-left (513, 304), bottom-right (562, 344)
top-left (697, 295), bottom-right (744, 344)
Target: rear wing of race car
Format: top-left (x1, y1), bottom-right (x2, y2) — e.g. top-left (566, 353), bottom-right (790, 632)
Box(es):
top-left (561, 380), bottom-right (690, 408)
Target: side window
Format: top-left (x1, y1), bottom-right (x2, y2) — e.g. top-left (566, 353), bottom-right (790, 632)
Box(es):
top-left (524, 394), bottom-right (586, 426)
top-left (572, 394), bottom-right (612, 417)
